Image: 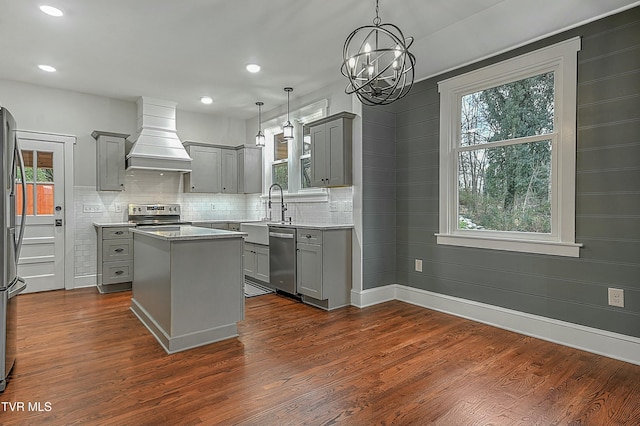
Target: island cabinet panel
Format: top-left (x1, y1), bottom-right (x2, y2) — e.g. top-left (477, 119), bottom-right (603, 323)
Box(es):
top-left (296, 227), bottom-right (352, 310)
top-left (131, 229), bottom-right (245, 354)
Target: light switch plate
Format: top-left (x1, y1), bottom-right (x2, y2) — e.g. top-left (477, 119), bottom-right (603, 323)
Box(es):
top-left (415, 259), bottom-right (423, 272)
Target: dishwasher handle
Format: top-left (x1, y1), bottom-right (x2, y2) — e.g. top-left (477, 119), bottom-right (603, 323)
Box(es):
top-left (269, 232), bottom-right (295, 239)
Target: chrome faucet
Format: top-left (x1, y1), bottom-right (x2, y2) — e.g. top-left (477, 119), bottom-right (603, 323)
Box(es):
top-left (268, 183), bottom-right (287, 223)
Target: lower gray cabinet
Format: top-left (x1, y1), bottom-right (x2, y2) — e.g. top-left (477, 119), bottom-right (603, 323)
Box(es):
top-left (296, 228), bottom-right (351, 310)
top-left (95, 225), bottom-right (135, 293)
top-left (244, 242), bottom-right (269, 283)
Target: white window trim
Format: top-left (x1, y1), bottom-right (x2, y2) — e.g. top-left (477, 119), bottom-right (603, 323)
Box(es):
top-left (261, 99), bottom-right (329, 202)
top-left (436, 37), bottom-right (582, 257)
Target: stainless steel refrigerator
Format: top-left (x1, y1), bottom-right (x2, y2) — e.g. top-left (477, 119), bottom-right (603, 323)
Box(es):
top-left (0, 106), bottom-right (27, 392)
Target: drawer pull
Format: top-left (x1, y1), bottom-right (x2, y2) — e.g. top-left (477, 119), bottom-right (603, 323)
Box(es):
top-left (114, 270), bottom-right (124, 275)
top-left (305, 234), bottom-right (312, 238)
top-left (114, 248), bottom-right (124, 252)
top-left (114, 231), bottom-right (124, 235)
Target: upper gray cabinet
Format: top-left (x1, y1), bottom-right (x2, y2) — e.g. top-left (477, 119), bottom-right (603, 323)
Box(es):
top-left (184, 142), bottom-right (221, 193)
top-left (183, 142), bottom-right (262, 194)
top-left (92, 130), bottom-right (128, 191)
top-left (237, 146), bottom-right (262, 194)
top-left (221, 148), bottom-right (237, 193)
top-left (306, 112), bottom-right (356, 187)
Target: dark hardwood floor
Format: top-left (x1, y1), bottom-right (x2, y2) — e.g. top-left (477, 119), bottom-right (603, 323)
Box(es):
top-left (2, 288), bottom-right (639, 425)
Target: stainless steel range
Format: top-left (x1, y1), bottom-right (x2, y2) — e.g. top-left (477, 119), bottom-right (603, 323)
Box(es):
top-left (128, 203), bottom-right (191, 228)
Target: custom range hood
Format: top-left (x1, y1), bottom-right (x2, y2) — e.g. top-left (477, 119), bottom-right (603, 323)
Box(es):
top-left (126, 97), bottom-right (192, 172)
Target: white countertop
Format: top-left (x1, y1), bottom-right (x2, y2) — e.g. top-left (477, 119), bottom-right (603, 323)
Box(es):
top-left (93, 222), bottom-right (135, 228)
top-left (267, 222), bottom-right (354, 230)
top-left (131, 225), bottom-right (246, 241)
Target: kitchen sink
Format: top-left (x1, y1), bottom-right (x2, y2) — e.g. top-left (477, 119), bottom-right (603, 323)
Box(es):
top-left (240, 222), bottom-right (269, 245)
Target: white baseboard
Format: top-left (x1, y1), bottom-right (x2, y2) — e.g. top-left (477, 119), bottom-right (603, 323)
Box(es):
top-left (351, 284), bottom-right (640, 366)
top-left (73, 274), bottom-right (97, 290)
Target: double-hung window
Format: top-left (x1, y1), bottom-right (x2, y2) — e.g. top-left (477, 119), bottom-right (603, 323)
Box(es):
top-left (437, 37), bottom-right (582, 257)
top-left (264, 99), bottom-right (328, 194)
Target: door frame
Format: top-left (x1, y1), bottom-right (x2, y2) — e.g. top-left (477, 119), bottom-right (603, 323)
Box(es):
top-left (16, 130), bottom-right (75, 290)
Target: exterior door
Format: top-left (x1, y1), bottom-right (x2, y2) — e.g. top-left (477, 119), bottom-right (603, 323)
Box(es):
top-left (16, 140), bottom-right (65, 293)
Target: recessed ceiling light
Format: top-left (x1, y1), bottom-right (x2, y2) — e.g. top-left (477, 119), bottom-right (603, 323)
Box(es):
top-left (38, 64), bottom-right (56, 73)
top-left (39, 5), bottom-right (64, 17)
top-left (246, 64), bottom-right (261, 73)
top-left (200, 96), bottom-right (213, 105)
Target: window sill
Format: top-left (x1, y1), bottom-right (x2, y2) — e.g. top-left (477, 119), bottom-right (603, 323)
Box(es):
top-left (435, 233), bottom-right (582, 257)
top-left (260, 189), bottom-right (329, 204)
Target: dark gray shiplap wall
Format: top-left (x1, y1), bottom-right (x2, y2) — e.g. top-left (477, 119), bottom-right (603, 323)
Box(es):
top-left (362, 105), bottom-right (397, 289)
top-left (390, 7), bottom-right (640, 337)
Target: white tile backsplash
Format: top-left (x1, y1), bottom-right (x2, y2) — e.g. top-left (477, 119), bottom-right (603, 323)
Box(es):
top-left (73, 170), bottom-right (353, 280)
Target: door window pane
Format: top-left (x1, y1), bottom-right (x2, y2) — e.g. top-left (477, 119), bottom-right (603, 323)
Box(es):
top-left (19, 150), bottom-right (55, 216)
top-left (36, 152), bottom-right (54, 214)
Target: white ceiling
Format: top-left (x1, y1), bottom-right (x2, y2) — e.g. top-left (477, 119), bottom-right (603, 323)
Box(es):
top-left (1, 0), bottom-right (638, 119)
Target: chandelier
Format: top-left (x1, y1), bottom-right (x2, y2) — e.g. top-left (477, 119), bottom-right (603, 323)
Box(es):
top-left (341, 0), bottom-right (416, 106)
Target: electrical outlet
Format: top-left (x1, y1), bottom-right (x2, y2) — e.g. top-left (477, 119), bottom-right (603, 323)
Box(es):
top-left (345, 201), bottom-right (353, 212)
top-left (329, 202), bottom-right (338, 212)
top-left (83, 204), bottom-right (103, 213)
top-left (211, 203), bottom-right (216, 210)
top-left (415, 259), bottom-right (423, 272)
top-left (608, 288), bottom-right (624, 307)
top-left (115, 203), bottom-right (122, 213)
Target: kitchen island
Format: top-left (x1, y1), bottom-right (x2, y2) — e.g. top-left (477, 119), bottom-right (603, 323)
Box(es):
top-left (130, 225), bottom-right (246, 353)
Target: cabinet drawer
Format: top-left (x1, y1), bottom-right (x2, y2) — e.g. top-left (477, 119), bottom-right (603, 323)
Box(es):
top-left (102, 260), bottom-right (133, 284)
top-left (103, 227), bottom-right (132, 239)
top-left (102, 240), bottom-right (133, 260)
top-left (297, 229), bottom-right (323, 245)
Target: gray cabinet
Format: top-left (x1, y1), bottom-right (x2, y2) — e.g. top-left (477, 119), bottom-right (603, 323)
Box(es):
top-left (92, 131), bottom-right (128, 191)
top-left (237, 146), bottom-right (262, 193)
top-left (95, 225), bottom-right (135, 293)
top-left (184, 143), bottom-right (221, 193)
top-left (306, 112), bottom-right (356, 187)
top-left (244, 242), bottom-right (269, 283)
top-left (221, 148), bottom-right (238, 193)
top-left (183, 142), bottom-right (262, 194)
top-left (296, 227), bottom-right (352, 310)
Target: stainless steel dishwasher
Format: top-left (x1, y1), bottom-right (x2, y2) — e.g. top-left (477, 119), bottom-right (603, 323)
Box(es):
top-left (268, 226), bottom-right (296, 295)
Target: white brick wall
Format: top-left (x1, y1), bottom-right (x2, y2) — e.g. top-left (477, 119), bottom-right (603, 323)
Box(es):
top-left (74, 170), bottom-right (353, 281)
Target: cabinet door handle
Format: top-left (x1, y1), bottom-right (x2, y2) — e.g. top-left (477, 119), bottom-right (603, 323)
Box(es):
top-left (115, 270), bottom-right (124, 275)
top-left (114, 231), bottom-right (124, 235)
top-left (114, 248), bottom-right (124, 252)
top-left (305, 234), bottom-right (312, 239)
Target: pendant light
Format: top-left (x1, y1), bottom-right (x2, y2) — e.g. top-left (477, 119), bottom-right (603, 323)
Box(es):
top-left (255, 101), bottom-right (265, 147)
top-left (341, 0), bottom-right (416, 106)
top-left (282, 87), bottom-right (294, 140)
